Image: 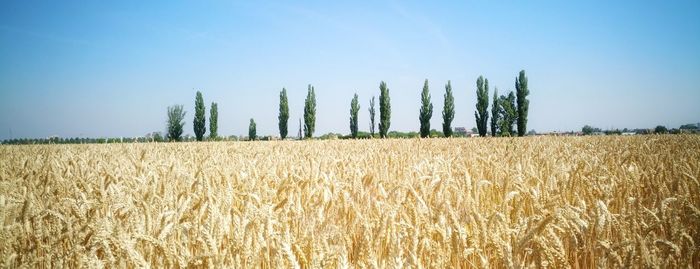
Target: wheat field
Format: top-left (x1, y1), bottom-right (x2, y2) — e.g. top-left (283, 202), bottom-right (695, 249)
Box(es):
top-left (0, 136), bottom-right (698, 268)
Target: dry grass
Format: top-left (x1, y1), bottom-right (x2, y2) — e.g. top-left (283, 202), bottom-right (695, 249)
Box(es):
top-left (1, 135), bottom-right (698, 268)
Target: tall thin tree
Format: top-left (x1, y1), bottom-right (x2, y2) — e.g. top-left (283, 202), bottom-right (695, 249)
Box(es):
top-left (248, 118), bottom-right (256, 141)
top-left (490, 88), bottom-right (500, 137)
top-left (378, 81), bottom-right (391, 138)
top-left (349, 93), bottom-right (360, 138)
top-left (303, 84), bottom-right (316, 138)
top-left (298, 118), bottom-right (302, 139)
top-left (278, 88), bottom-right (289, 139)
top-left (369, 96), bottom-right (376, 137)
top-left (419, 79), bottom-right (433, 138)
top-left (442, 80), bottom-right (455, 137)
top-left (193, 91), bottom-right (206, 141)
top-left (474, 76), bottom-right (489, 137)
top-left (516, 70), bottom-right (530, 136)
top-left (209, 102), bottom-right (218, 139)
top-left (166, 105), bottom-right (186, 141)
top-left (499, 91), bottom-right (517, 136)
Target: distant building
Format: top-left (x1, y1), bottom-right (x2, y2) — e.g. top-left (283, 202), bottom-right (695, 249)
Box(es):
top-left (621, 132), bottom-right (636, 136)
top-left (454, 127), bottom-right (467, 136)
top-left (541, 131), bottom-right (561, 136)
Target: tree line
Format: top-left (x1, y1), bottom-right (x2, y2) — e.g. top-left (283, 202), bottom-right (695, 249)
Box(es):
top-left (474, 71), bottom-right (530, 137)
top-left (166, 78), bottom-right (697, 140)
top-left (581, 124), bottom-right (699, 135)
top-left (6, 69), bottom-right (694, 145)
top-left (162, 70), bottom-right (530, 141)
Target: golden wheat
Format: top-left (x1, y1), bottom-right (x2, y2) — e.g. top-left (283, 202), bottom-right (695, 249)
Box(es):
top-left (0, 135), bottom-right (698, 268)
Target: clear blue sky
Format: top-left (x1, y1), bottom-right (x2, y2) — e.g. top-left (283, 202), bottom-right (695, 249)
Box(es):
top-left (1, 1), bottom-right (699, 139)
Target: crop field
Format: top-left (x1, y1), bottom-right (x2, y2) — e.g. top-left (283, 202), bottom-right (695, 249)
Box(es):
top-left (0, 136), bottom-right (698, 268)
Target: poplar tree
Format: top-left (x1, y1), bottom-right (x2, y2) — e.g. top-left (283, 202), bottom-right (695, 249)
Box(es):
top-left (298, 118), bottom-right (302, 139)
top-left (516, 70), bottom-right (530, 136)
top-left (349, 93), bottom-right (360, 138)
top-left (209, 102), bottom-right (218, 139)
top-left (303, 85), bottom-right (316, 138)
top-left (193, 91), bottom-right (206, 141)
top-left (442, 80), bottom-right (455, 137)
top-left (278, 88), bottom-right (289, 139)
top-left (419, 79), bottom-right (433, 138)
top-left (369, 96), bottom-right (376, 137)
top-left (248, 118), bottom-right (256, 141)
top-left (474, 76), bottom-right (489, 137)
top-left (490, 88), bottom-right (500, 136)
top-left (378, 81), bottom-right (391, 138)
top-left (499, 92), bottom-right (517, 136)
